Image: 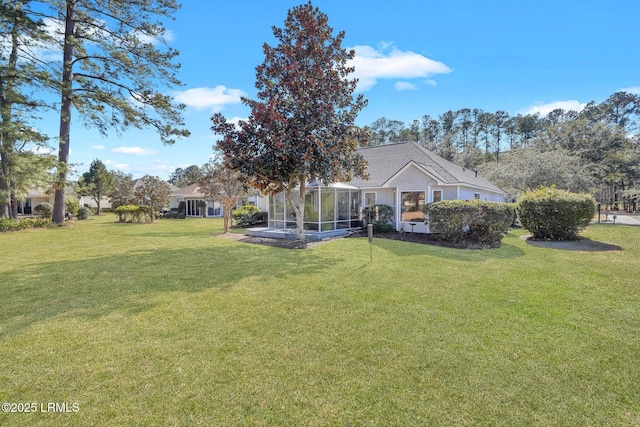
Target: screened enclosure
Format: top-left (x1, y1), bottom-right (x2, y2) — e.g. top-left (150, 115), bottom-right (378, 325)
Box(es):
top-left (268, 183), bottom-right (361, 232)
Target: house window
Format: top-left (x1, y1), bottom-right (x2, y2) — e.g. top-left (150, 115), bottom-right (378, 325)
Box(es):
top-left (433, 190), bottom-right (442, 203)
top-left (401, 191), bottom-right (425, 221)
top-left (474, 193), bottom-right (481, 200)
top-left (364, 192), bottom-right (376, 207)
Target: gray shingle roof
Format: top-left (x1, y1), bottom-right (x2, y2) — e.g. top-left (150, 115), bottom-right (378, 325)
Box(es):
top-left (348, 142), bottom-right (505, 194)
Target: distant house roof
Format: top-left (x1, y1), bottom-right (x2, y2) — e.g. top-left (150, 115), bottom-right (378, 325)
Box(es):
top-left (347, 142), bottom-right (506, 194)
top-left (172, 183), bottom-right (205, 198)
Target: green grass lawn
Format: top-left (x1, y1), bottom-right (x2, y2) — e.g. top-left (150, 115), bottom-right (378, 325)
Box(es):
top-left (1, 215), bottom-right (639, 426)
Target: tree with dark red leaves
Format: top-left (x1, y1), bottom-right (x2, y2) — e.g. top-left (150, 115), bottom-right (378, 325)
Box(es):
top-left (212, 2), bottom-right (368, 240)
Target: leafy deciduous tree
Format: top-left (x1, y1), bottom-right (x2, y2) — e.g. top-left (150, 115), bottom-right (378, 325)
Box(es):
top-left (107, 170), bottom-right (135, 209)
top-left (133, 175), bottom-right (170, 222)
top-left (212, 2), bottom-right (368, 239)
top-left (197, 162), bottom-right (248, 233)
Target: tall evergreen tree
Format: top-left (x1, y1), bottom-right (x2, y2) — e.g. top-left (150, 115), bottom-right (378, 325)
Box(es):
top-left (0, 0), bottom-right (52, 218)
top-left (44, 0), bottom-right (190, 223)
top-left (78, 159), bottom-right (113, 215)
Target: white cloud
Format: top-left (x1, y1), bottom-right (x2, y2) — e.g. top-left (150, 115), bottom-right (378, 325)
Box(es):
top-left (173, 86), bottom-right (247, 111)
top-left (133, 29), bottom-right (176, 45)
top-left (112, 146), bottom-right (158, 156)
top-left (620, 86), bottom-right (640, 95)
top-left (91, 145), bottom-right (105, 150)
top-left (103, 160), bottom-right (130, 170)
top-left (520, 100), bottom-right (587, 116)
top-left (395, 81), bottom-right (418, 91)
top-left (30, 146), bottom-right (55, 155)
top-left (348, 44), bottom-right (452, 92)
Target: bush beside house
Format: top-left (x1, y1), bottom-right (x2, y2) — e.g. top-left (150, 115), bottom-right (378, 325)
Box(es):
top-left (424, 200), bottom-right (515, 247)
top-left (232, 205), bottom-right (267, 227)
top-left (362, 204), bottom-right (394, 232)
top-left (34, 202), bottom-right (54, 219)
top-left (517, 186), bottom-right (596, 240)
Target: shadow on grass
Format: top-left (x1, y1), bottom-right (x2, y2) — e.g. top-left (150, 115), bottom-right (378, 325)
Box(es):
top-left (369, 234), bottom-right (525, 262)
top-left (1, 242), bottom-right (333, 339)
top-left (523, 236), bottom-right (623, 252)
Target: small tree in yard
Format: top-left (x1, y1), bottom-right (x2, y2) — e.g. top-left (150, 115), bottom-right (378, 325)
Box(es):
top-left (211, 2), bottom-right (368, 240)
top-left (78, 159), bottom-right (113, 215)
top-left (134, 175), bottom-right (170, 222)
top-left (108, 170), bottom-right (135, 209)
top-left (197, 162), bottom-right (248, 233)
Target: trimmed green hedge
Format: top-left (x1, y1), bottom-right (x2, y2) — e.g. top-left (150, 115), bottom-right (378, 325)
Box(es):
top-left (232, 205), bottom-right (261, 225)
top-left (424, 200), bottom-right (515, 247)
top-left (517, 186), bottom-right (596, 240)
top-left (0, 217), bottom-right (53, 232)
top-left (114, 205), bottom-right (153, 223)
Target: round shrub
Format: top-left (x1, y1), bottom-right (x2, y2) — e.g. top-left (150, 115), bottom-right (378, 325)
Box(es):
top-left (517, 186), bottom-right (596, 240)
top-left (65, 196), bottom-right (81, 217)
top-left (424, 200), bottom-right (515, 247)
top-left (77, 207), bottom-right (90, 220)
top-left (33, 202), bottom-right (54, 218)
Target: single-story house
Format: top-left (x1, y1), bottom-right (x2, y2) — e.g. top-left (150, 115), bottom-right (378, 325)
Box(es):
top-left (170, 183), bottom-right (223, 217)
top-left (257, 142), bottom-right (506, 238)
top-left (16, 188), bottom-right (52, 215)
top-left (169, 183), bottom-right (267, 218)
top-left (17, 187), bottom-right (81, 215)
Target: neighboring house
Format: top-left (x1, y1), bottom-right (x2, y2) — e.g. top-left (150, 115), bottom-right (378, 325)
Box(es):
top-left (170, 183), bottom-right (267, 217)
top-left (261, 142), bottom-right (507, 236)
top-left (169, 184), bottom-right (228, 217)
top-left (171, 183), bottom-right (224, 218)
top-left (17, 187), bottom-right (81, 215)
top-left (78, 195), bottom-right (112, 210)
top-left (16, 188), bottom-right (51, 215)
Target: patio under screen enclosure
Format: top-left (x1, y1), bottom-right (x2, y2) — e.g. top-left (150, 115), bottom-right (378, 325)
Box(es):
top-left (245, 182), bottom-right (363, 240)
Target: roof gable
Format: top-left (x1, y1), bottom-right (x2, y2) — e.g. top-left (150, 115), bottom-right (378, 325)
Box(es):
top-left (348, 142), bottom-right (505, 194)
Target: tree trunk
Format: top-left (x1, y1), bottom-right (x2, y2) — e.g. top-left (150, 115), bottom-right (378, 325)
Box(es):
top-left (0, 11), bottom-right (20, 219)
top-left (285, 176), bottom-right (307, 241)
top-left (10, 182), bottom-right (18, 219)
top-left (223, 209), bottom-right (230, 233)
top-left (0, 172), bottom-right (9, 218)
top-left (53, 1), bottom-right (75, 224)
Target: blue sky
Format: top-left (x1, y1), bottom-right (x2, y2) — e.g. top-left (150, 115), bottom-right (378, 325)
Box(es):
top-left (34, 0), bottom-right (640, 180)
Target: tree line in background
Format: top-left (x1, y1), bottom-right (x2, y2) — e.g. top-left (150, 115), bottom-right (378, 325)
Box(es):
top-left (363, 91), bottom-right (640, 209)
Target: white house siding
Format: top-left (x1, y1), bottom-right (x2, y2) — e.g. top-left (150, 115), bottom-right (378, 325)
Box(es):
top-left (373, 189), bottom-right (395, 207)
top-left (456, 187), bottom-right (505, 202)
top-left (386, 164), bottom-right (437, 189)
top-left (387, 167), bottom-right (436, 233)
top-left (442, 187), bottom-right (457, 200)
